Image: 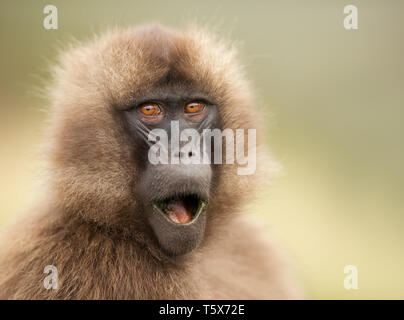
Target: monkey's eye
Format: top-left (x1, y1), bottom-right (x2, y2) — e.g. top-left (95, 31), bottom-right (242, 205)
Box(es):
top-left (185, 102), bottom-right (205, 114)
top-left (139, 103), bottom-right (162, 116)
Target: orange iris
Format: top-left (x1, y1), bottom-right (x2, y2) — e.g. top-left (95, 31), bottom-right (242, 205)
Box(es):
top-left (140, 103), bottom-right (161, 116)
top-left (185, 102), bottom-right (205, 114)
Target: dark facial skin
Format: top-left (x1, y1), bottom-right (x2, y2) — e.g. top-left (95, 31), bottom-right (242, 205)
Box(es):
top-left (122, 85), bottom-right (222, 256)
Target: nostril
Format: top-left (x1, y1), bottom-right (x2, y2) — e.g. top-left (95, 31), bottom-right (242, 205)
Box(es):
top-left (173, 151), bottom-right (195, 159)
top-left (173, 151), bottom-right (183, 159)
top-left (175, 151), bottom-right (194, 158)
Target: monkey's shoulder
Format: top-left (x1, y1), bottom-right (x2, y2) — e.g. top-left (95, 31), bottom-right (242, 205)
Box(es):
top-left (197, 216), bottom-right (302, 299)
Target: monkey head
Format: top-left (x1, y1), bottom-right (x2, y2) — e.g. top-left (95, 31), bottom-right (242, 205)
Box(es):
top-left (46, 25), bottom-right (259, 257)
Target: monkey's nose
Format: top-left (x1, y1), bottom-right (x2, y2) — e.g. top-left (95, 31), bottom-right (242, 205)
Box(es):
top-left (176, 151), bottom-right (196, 159)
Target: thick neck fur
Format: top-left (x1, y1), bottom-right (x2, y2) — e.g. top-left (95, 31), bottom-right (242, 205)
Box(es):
top-left (0, 203), bottom-right (226, 299)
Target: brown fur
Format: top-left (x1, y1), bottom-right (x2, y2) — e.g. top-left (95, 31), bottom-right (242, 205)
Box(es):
top-left (0, 24), bottom-right (301, 299)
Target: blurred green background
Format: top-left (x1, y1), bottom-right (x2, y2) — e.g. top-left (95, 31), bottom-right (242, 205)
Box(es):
top-left (0, 0), bottom-right (403, 299)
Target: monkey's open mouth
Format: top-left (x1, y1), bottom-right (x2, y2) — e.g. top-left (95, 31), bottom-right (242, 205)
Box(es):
top-left (152, 195), bottom-right (207, 225)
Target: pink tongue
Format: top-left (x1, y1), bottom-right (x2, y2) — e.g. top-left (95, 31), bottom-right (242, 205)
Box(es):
top-left (166, 199), bottom-right (192, 224)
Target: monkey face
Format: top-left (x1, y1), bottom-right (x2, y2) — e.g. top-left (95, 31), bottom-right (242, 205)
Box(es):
top-left (123, 86), bottom-right (222, 255)
top-left (48, 24), bottom-right (259, 258)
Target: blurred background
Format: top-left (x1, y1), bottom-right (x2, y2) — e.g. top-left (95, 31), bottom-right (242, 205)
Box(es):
top-left (0, 0), bottom-right (403, 299)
